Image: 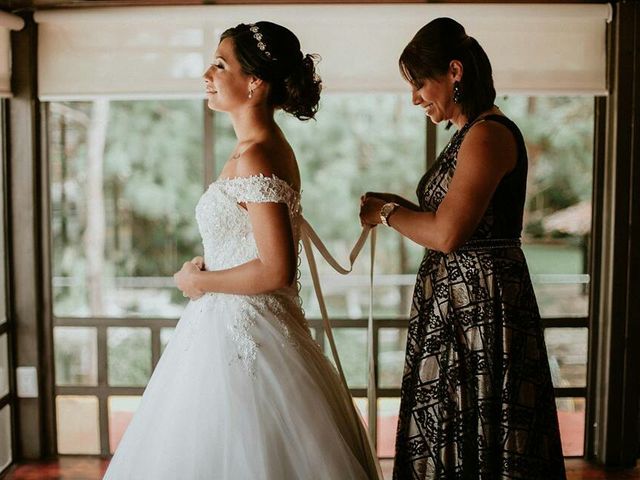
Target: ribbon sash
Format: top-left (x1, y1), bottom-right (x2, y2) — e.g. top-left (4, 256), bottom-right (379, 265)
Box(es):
top-left (300, 217), bottom-right (377, 441)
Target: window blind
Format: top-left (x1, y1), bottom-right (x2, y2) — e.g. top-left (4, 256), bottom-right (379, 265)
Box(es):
top-left (34, 4), bottom-right (611, 99)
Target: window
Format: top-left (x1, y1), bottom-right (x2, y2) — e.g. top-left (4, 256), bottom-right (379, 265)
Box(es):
top-left (47, 94), bottom-right (594, 459)
top-left (48, 99), bottom-right (205, 454)
top-left (49, 100), bottom-right (204, 318)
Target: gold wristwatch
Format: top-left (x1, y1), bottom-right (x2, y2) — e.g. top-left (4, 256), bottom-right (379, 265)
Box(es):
top-left (380, 202), bottom-right (400, 227)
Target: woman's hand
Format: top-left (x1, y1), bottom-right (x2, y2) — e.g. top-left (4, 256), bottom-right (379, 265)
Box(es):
top-left (190, 255), bottom-right (205, 270)
top-left (359, 194), bottom-right (386, 227)
top-left (174, 261), bottom-right (204, 300)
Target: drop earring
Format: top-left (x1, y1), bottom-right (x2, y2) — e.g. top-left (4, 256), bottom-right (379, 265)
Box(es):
top-left (453, 81), bottom-right (462, 104)
top-left (248, 87), bottom-right (254, 99)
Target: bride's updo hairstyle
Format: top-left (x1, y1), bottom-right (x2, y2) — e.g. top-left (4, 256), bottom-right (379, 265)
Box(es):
top-left (221, 21), bottom-right (322, 121)
top-left (399, 17), bottom-right (495, 123)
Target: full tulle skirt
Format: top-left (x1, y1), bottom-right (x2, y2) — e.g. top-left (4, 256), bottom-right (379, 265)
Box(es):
top-left (103, 292), bottom-right (379, 479)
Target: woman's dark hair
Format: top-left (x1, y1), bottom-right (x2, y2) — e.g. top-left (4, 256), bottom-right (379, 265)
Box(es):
top-left (399, 17), bottom-right (495, 123)
top-left (220, 21), bottom-right (321, 121)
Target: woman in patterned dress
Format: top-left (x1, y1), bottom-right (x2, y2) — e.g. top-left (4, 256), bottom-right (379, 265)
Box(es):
top-left (360, 17), bottom-right (566, 480)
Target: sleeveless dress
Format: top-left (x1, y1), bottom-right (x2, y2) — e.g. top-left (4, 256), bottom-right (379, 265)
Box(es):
top-left (103, 174), bottom-right (380, 480)
top-left (393, 116), bottom-right (566, 479)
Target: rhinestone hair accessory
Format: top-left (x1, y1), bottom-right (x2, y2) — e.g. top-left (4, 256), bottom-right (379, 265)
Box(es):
top-left (249, 24), bottom-right (275, 60)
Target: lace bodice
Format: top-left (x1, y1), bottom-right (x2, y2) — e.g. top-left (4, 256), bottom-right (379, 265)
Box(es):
top-left (191, 174), bottom-right (305, 375)
top-left (195, 174), bottom-right (302, 274)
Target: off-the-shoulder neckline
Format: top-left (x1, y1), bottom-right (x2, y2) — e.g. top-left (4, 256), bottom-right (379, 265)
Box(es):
top-left (214, 173), bottom-right (301, 196)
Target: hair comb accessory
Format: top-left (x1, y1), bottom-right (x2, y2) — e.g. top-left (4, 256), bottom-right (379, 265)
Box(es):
top-left (249, 24), bottom-right (275, 60)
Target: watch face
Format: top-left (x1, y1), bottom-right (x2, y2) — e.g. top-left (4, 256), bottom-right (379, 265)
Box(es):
top-left (381, 203), bottom-right (398, 226)
top-left (382, 203), bottom-right (395, 216)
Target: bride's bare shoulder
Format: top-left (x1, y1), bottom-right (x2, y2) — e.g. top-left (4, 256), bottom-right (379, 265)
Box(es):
top-left (234, 143), bottom-right (276, 177)
top-left (235, 142), bottom-right (300, 190)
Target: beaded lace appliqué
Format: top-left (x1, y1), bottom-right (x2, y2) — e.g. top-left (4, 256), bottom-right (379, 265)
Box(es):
top-left (226, 300), bottom-right (261, 376)
top-left (193, 174), bottom-right (304, 375)
top-left (226, 295), bottom-right (293, 375)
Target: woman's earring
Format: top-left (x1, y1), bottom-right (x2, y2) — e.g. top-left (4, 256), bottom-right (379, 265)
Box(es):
top-left (453, 81), bottom-right (462, 104)
top-left (248, 87), bottom-right (254, 99)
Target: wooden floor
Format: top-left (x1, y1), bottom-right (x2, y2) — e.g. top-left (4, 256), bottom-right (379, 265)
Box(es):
top-left (1, 458), bottom-right (110, 480)
top-left (1, 457), bottom-right (639, 479)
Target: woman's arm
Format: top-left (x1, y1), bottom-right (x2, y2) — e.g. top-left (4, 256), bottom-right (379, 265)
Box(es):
top-left (360, 121), bottom-right (517, 253)
top-left (174, 147), bottom-right (297, 298)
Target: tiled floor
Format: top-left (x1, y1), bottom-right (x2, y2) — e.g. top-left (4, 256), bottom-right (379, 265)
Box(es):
top-left (1, 457), bottom-right (639, 480)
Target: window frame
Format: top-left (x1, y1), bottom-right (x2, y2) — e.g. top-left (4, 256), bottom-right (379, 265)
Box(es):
top-left (0, 99), bottom-right (16, 475)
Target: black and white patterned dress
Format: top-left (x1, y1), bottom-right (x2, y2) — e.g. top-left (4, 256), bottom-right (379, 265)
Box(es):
top-left (393, 115), bottom-right (566, 480)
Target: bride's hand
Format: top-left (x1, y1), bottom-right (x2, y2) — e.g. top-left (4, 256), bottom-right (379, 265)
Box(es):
top-left (174, 262), bottom-right (204, 300)
top-left (190, 255), bottom-right (205, 270)
top-left (359, 195), bottom-right (385, 227)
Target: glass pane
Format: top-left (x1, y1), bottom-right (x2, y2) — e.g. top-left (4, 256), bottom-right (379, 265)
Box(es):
top-left (556, 397), bottom-right (585, 456)
top-left (354, 397), bottom-right (368, 428)
top-left (545, 328), bottom-right (587, 388)
top-left (108, 396), bottom-right (142, 454)
top-left (525, 244), bottom-right (589, 318)
top-left (49, 100), bottom-right (204, 318)
top-left (504, 97), bottom-right (592, 319)
top-left (160, 328), bottom-right (174, 354)
top-left (379, 328), bottom-right (407, 389)
top-left (299, 281), bottom-right (416, 321)
top-left (331, 328), bottom-right (367, 389)
top-left (56, 395), bottom-right (100, 454)
top-left (54, 327), bottom-right (98, 386)
top-left (214, 94), bottom-right (426, 318)
top-left (108, 327), bottom-right (151, 386)
top-left (377, 398), bottom-right (400, 458)
top-left (0, 405), bottom-right (11, 471)
top-left (310, 327), bottom-right (319, 342)
top-left (0, 334), bottom-right (8, 398)
top-left (380, 459), bottom-right (394, 480)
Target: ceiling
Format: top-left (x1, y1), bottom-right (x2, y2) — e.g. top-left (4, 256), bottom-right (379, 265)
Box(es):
top-left (2, 0), bottom-right (608, 13)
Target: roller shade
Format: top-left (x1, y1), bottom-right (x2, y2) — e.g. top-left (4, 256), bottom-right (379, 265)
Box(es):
top-left (35, 4), bottom-right (611, 100)
top-left (0, 11), bottom-right (25, 98)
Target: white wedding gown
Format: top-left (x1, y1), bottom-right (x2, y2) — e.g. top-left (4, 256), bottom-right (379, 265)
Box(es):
top-left (103, 174), bottom-right (380, 480)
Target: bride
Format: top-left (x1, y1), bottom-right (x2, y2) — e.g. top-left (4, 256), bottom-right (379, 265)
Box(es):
top-left (103, 21), bottom-right (380, 480)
